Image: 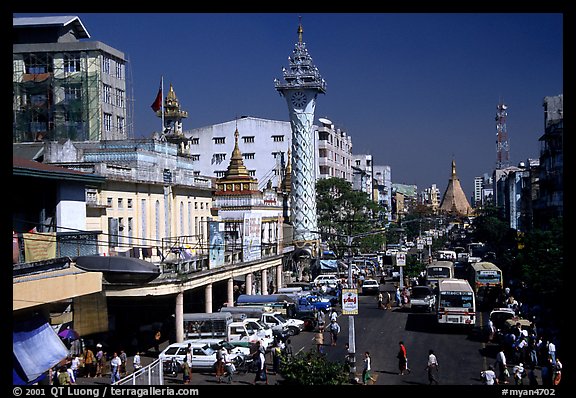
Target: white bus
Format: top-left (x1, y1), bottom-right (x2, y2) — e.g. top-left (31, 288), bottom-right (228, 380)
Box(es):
top-left (436, 278), bottom-right (476, 327)
top-left (425, 261), bottom-right (454, 288)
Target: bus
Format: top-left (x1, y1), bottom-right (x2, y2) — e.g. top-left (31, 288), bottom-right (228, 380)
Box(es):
top-left (425, 261), bottom-right (454, 288)
top-left (468, 261), bottom-right (503, 309)
top-left (436, 278), bottom-right (476, 327)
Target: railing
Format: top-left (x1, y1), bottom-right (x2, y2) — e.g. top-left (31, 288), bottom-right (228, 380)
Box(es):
top-left (115, 358), bottom-right (163, 386)
top-left (13, 231), bottom-right (99, 265)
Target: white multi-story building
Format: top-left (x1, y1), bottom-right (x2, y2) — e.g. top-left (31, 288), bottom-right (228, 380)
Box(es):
top-left (352, 154), bottom-right (373, 200)
top-left (183, 116), bottom-right (355, 189)
top-left (373, 165), bottom-right (392, 221)
top-left (315, 117), bottom-right (353, 182)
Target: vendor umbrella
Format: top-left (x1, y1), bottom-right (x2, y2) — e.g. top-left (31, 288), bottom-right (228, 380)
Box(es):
top-left (58, 328), bottom-right (79, 340)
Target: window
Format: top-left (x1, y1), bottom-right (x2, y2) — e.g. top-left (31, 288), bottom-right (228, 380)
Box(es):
top-left (127, 198), bottom-right (133, 209)
top-left (64, 85), bottom-right (82, 102)
top-left (215, 171), bottom-right (226, 178)
top-left (193, 171), bottom-right (200, 176)
top-left (64, 55), bottom-right (81, 73)
top-left (103, 113), bottom-right (112, 132)
top-left (212, 153), bottom-right (226, 164)
top-left (117, 116), bottom-right (125, 134)
top-left (190, 137), bottom-right (199, 145)
top-left (115, 88), bottom-right (125, 108)
top-left (200, 202), bottom-right (204, 210)
top-left (115, 61), bottom-right (123, 79)
top-left (102, 56), bottom-right (111, 74)
top-left (25, 53), bottom-right (52, 74)
top-left (243, 153), bottom-right (255, 160)
top-left (103, 84), bottom-right (112, 104)
top-left (272, 135), bottom-right (284, 142)
top-left (213, 137), bottom-right (226, 144)
top-left (107, 197), bottom-right (113, 207)
top-left (118, 198), bottom-right (123, 208)
top-left (272, 151), bottom-right (283, 159)
top-left (249, 170), bottom-right (256, 177)
top-left (190, 154), bottom-right (200, 161)
top-left (243, 136), bottom-right (255, 143)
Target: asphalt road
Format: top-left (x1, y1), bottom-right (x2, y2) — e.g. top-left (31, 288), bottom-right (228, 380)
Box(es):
top-left (75, 278), bottom-right (544, 386)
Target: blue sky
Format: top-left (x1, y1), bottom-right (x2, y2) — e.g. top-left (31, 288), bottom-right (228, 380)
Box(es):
top-left (14, 13), bottom-right (563, 198)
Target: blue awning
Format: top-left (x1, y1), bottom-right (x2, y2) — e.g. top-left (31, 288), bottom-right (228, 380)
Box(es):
top-left (13, 315), bottom-right (69, 385)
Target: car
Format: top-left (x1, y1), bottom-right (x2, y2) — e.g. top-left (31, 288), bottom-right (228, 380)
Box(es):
top-left (312, 274), bottom-right (339, 288)
top-left (489, 307), bottom-right (516, 331)
top-left (159, 341), bottom-right (244, 374)
top-left (409, 285), bottom-right (436, 312)
top-left (361, 279), bottom-right (380, 295)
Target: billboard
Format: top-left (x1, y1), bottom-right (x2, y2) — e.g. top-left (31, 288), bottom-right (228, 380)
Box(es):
top-left (243, 214), bottom-right (262, 262)
top-left (209, 221), bottom-right (225, 268)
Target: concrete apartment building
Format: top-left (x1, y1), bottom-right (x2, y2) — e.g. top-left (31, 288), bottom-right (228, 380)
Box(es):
top-left (13, 16), bottom-right (129, 143)
top-left (182, 115), bottom-right (356, 187)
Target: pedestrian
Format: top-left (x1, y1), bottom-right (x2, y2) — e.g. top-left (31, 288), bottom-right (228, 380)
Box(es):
top-left (57, 365), bottom-right (71, 385)
top-left (215, 347), bottom-right (226, 383)
top-left (481, 365), bottom-right (498, 385)
top-left (553, 358), bottom-right (562, 386)
top-left (222, 348), bottom-right (235, 384)
top-left (271, 342), bottom-right (282, 375)
top-left (385, 291), bottom-right (392, 310)
top-left (395, 286), bottom-right (401, 307)
top-left (183, 347), bottom-right (193, 383)
top-left (426, 349), bottom-right (439, 385)
top-left (70, 355), bottom-right (80, 380)
top-left (397, 341), bottom-right (410, 375)
top-left (95, 344), bottom-right (104, 377)
top-left (83, 347), bottom-right (95, 378)
top-left (377, 292), bottom-right (384, 309)
top-left (313, 330), bottom-right (324, 354)
top-left (512, 362), bottom-right (525, 385)
top-left (110, 352), bottom-right (121, 384)
top-left (329, 308), bottom-right (338, 322)
top-left (316, 309), bottom-right (325, 332)
top-left (133, 352), bottom-right (142, 372)
top-left (329, 319), bottom-right (341, 346)
top-left (119, 349), bottom-right (127, 377)
top-left (253, 349), bottom-right (268, 385)
top-left (66, 364), bottom-right (76, 384)
top-left (495, 346), bottom-right (509, 384)
top-left (181, 359), bottom-right (191, 385)
top-left (362, 351), bottom-right (376, 385)
top-left (284, 338), bottom-right (294, 358)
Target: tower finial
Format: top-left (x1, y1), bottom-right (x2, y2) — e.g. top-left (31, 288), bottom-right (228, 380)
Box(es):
top-left (298, 16), bottom-right (303, 44)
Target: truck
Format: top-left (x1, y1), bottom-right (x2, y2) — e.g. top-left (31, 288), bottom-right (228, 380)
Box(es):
top-left (219, 305), bottom-right (302, 337)
top-left (183, 311), bottom-right (233, 340)
top-left (235, 294), bottom-right (315, 331)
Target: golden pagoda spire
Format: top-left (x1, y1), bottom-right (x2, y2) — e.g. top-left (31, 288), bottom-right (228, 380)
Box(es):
top-left (282, 147), bottom-right (292, 193)
top-left (451, 159), bottom-right (457, 179)
top-left (223, 128), bottom-right (250, 178)
top-left (297, 16), bottom-right (303, 44)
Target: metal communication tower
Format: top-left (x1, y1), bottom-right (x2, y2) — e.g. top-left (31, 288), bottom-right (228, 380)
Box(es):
top-left (495, 101), bottom-right (510, 169)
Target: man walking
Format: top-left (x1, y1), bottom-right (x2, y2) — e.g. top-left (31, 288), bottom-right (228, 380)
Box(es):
top-left (426, 349), bottom-right (439, 385)
top-left (328, 319), bottom-right (340, 346)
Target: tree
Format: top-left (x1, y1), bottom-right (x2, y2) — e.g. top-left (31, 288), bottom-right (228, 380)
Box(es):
top-left (316, 178), bottom-right (386, 255)
top-left (280, 350), bottom-right (349, 385)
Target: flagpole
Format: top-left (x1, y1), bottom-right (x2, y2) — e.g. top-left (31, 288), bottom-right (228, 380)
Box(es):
top-left (161, 76), bottom-right (165, 134)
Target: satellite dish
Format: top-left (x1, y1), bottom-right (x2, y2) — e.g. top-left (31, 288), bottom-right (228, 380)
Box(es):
top-left (318, 117), bottom-right (332, 126)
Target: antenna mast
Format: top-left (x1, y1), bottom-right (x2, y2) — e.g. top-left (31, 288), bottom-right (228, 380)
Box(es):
top-left (495, 100), bottom-right (510, 169)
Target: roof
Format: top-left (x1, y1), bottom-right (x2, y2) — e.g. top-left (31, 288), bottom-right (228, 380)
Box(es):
top-left (13, 157), bottom-right (105, 184)
top-left (13, 16), bottom-right (90, 39)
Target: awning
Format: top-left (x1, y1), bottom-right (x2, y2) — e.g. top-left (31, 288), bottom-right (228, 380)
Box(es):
top-left (13, 315), bottom-right (69, 385)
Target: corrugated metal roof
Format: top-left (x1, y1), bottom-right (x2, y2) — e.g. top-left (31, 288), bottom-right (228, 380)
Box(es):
top-left (13, 157), bottom-right (105, 183)
top-left (13, 15), bottom-right (90, 39)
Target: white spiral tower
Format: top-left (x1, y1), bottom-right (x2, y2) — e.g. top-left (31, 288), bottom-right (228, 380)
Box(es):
top-left (274, 20), bottom-right (326, 254)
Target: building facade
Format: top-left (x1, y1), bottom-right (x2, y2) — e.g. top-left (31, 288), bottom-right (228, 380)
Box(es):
top-left (13, 16), bottom-right (129, 143)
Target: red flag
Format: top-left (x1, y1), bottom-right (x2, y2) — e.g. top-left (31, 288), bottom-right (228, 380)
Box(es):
top-left (151, 81), bottom-right (162, 112)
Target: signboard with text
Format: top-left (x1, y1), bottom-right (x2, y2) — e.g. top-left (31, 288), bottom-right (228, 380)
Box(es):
top-left (341, 288), bottom-right (359, 315)
top-left (395, 252), bottom-right (406, 266)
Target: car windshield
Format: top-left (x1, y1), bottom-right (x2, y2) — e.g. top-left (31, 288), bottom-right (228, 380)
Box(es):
top-left (275, 314), bottom-right (287, 322)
